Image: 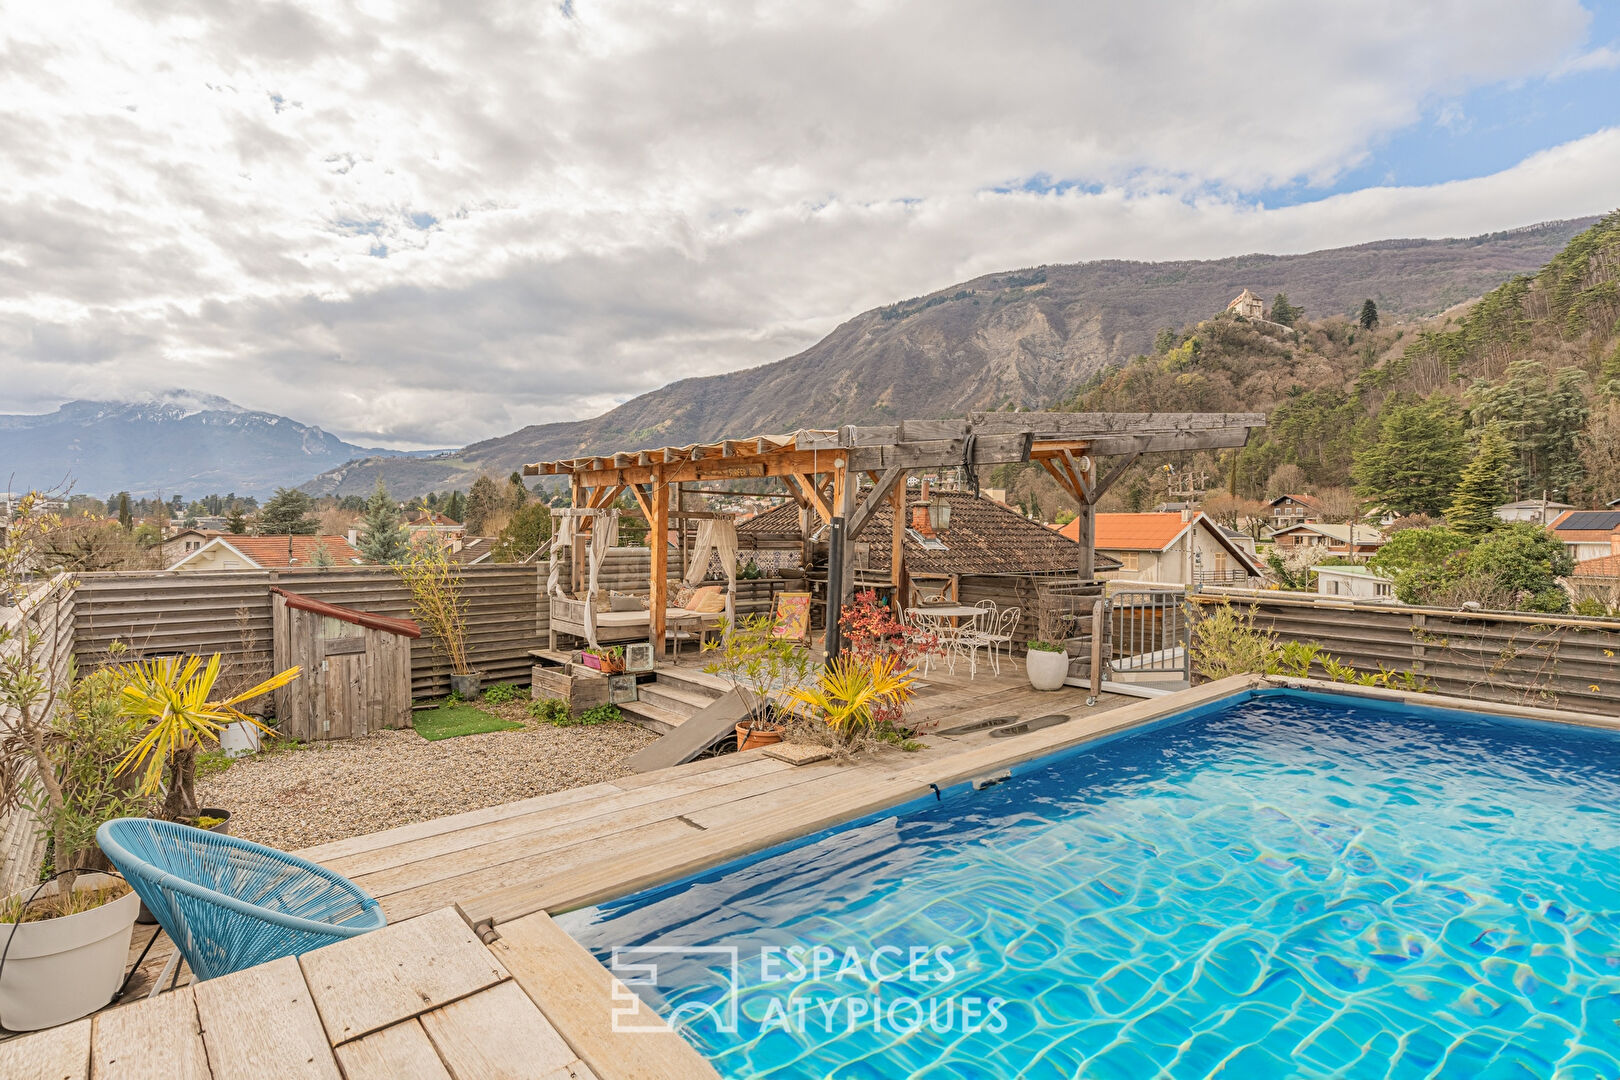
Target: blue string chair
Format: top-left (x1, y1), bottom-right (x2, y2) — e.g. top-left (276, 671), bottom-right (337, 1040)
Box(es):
top-left (97, 818), bottom-right (385, 983)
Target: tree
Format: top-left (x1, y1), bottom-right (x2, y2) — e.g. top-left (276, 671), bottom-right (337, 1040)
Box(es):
top-left (1445, 426), bottom-right (1514, 536)
top-left (1311, 487), bottom-right (1361, 524)
top-left (256, 487), bottom-right (319, 535)
top-left (1351, 396), bottom-right (1466, 516)
top-left (492, 500), bottom-right (554, 563)
top-left (225, 505), bottom-right (248, 534)
top-left (1457, 523), bottom-right (1573, 613)
top-left (1600, 340), bottom-right (1620, 402)
top-left (508, 472), bottom-right (529, 511)
top-left (1201, 492), bottom-right (1266, 532)
top-left (358, 478), bottom-right (408, 564)
top-left (1369, 526), bottom-right (1472, 605)
top-left (442, 490), bottom-right (465, 523)
top-left (464, 475), bottom-right (503, 535)
top-left (1358, 299), bottom-right (1379, 330)
top-left (117, 492), bottom-right (132, 530)
top-left (1469, 360), bottom-right (1590, 500)
top-left (1264, 463), bottom-right (1306, 498)
top-left (1574, 403), bottom-right (1620, 506)
top-left (1269, 293), bottom-right (1300, 328)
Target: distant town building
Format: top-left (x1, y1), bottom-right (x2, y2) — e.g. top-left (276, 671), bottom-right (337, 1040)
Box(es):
top-left (160, 528), bottom-right (222, 567)
top-left (1070, 511), bottom-right (1263, 587)
top-left (1226, 289), bottom-right (1265, 319)
top-left (1267, 494), bottom-right (1322, 530)
top-left (1495, 499), bottom-right (1573, 526)
top-left (1312, 564), bottom-right (1397, 601)
top-left (1269, 522), bottom-right (1386, 559)
top-left (168, 535), bottom-right (365, 571)
top-left (1548, 510), bottom-right (1620, 563)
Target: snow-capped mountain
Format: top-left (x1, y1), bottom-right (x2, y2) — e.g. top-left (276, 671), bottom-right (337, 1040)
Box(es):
top-left (0, 393), bottom-right (438, 498)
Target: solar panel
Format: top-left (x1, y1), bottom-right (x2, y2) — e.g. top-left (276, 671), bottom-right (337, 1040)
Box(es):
top-left (1558, 511), bottom-right (1620, 531)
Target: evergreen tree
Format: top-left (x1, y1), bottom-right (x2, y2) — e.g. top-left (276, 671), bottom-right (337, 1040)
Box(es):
top-left (1445, 426), bottom-right (1514, 536)
top-left (1351, 396), bottom-right (1465, 516)
top-left (1358, 299), bottom-right (1379, 330)
top-left (358, 478), bottom-right (408, 564)
top-left (1268, 293), bottom-right (1300, 327)
top-left (116, 492), bottom-right (132, 530)
top-left (508, 472), bottom-right (530, 511)
top-left (256, 487), bottom-right (319, 535)
top-left (492, 501), bottom-right (553, 563)
top-left (443, 490), bottom-right (465, 524)
top-left (225, 506), bottom-right (248, 534)
top-left (464, 475), bottom-right (504, 534)
top-left (1469, 360), bottom-right (1590, 499)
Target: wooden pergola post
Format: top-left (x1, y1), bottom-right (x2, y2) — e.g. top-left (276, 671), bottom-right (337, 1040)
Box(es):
top-left (648, 469), bottom-right (669, 656)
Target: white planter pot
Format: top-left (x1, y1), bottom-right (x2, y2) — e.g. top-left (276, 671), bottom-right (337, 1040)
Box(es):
top-left (1026, 649), bottom-right (1070, 691)
top-left (0, 872), bottom-right (141, 1031)
top-left (219, 720), bottom-right (261, 758)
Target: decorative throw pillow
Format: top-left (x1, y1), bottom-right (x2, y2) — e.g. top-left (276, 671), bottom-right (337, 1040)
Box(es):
top-left (672, 584), bottom-right (699, 610)
top-left (689, 585), bottom-right (727, 614)
top-left (609, 591), bottom-right (648, 612)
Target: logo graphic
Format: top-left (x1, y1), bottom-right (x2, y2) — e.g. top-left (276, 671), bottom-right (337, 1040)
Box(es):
top-left (609, 945), bottom-right (740, 1033)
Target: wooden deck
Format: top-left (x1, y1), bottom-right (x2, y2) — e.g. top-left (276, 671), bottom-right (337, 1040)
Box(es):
top-left (2, 670), bottom-right (1256, 1080)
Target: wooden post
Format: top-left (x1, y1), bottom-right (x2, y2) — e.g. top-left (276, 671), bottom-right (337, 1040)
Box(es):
top-left (649, 470), bottom-right (669, 657)
top-left (1089, 599), bottom-right (1104, 703)
top-left (890, 474), bottom-right (907, 596)
top-left (1075, 503), bottom-right (1095, 580)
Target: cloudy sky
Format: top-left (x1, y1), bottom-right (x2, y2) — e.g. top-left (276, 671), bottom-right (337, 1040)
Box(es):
top-left (3, 0), bottom-right (1619, 448)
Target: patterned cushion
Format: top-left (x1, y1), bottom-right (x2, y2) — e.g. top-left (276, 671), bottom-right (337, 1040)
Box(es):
top-left (671, 584), bottom-right (700, 610)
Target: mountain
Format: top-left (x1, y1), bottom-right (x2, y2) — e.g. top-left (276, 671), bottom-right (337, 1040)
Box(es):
top-left (0, 391), bottom-right (442, 498)
top-left (295, 216), bottom-right (1597, 497)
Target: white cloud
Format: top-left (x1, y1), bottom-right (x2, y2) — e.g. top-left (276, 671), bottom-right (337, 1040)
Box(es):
top-left (0, 0), bottom-right (1612, 447)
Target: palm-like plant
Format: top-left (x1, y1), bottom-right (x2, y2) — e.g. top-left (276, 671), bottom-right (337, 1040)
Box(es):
top-left (115, 655), bottom-right (300, 822)
top-left (785, 654), bottom-right (916, 743)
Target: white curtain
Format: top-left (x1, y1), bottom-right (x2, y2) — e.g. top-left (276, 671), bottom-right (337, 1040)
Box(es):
top-left (684, 518), bottom-right (738, 621)
top-left (580, 510), bottom-right (619, 647)
top-left (546, 521), bottom-right (570, 598)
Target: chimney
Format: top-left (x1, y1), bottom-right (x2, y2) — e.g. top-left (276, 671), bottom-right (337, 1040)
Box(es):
top-left (1181, 506), bottom-right (1193, 524)
top-left (911, 505), bottom-right (933, 536)
top-left (347, 528), bottom-right (359, 548)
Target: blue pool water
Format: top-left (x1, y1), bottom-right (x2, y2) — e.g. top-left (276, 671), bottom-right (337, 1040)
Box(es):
top-left (559, 690), bottom-right (1620, 1078)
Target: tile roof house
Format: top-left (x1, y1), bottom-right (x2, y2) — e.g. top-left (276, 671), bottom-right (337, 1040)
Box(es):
top-left (1549, 510), bottom-right (1620, 563)
top-left (1267, 493), bottom-right (1322, 530)
top-left (1062, 511), bottom-right (1264, 586)
top-left (1268, 521), bottom-right (1386, 558)
top-left (1567, 528), bottom-right (1620, 608)
top-left (1495, 499), bottom-right (1574, 526)
top-left (167, 535), bottom-right (367, 571)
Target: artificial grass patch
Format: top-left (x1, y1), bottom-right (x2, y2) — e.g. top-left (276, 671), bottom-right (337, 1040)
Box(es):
top-left (413, 702), bottom-right (523, 741)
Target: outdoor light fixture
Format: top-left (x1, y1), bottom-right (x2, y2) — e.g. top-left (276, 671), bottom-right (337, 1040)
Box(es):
top-left (928, 493), bottom-right (951, 532)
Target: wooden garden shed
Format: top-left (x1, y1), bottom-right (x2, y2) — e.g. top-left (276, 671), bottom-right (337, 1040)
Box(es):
top-left (270, 586), bottom-right (420, 741)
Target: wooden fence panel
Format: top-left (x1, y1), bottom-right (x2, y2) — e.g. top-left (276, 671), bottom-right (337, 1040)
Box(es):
top-left (1196, 590), bottom-right (1620, 711)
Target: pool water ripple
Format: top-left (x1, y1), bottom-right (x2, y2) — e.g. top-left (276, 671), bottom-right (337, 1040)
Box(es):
top-left (560, 692), bottom-right (1620, 1078)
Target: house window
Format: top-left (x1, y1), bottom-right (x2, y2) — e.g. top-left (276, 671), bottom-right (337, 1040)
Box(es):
top-left (1119, 552), bottom-right (1140, 571)
top-left (1376, 582), bottom-right (1392, 597)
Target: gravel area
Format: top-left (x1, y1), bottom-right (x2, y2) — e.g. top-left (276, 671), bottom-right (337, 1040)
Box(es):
top-left (198, 703), bottom-right (657, 850)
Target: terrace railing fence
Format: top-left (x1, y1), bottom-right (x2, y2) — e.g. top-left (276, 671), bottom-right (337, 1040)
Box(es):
top-left (0, 574), bottom-right (75, 896)
top-left (1197, 588), bottom-right (1620, 712)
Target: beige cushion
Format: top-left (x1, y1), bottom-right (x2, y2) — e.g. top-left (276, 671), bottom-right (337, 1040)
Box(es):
top-left (609, 591), bottom-right (648, 611)
top-left (688, 585), bottom-right (726, 614)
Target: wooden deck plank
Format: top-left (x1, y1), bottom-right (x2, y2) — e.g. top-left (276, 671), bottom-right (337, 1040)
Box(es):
top-left (381, 817), bottom-right (705, 923)
top-left (493, 912), bottom-right (721, 1080)
top-left (351, 760), bottom-right (845, 903)
top-left (332, 1020), bottom-right (453, 1080)
top-left (606, 747), bottom-right (791, 790)
top-left (335, 757), bottom-right (795, 884)
top-left (466, 773), bottom-right (933, 925)
top-left (193, 955), bottom-right (340, 1080)
top-left (298, 782), bottom-right (628, 865)
top-left (299, 907), bottom-right (508, 1045)
top-left (418, 981), bottom-right (576, 1080)
top-left (0, 1018), bottom-right (91, 1080)
top-left (91, 987), bottom-right (209, 1080)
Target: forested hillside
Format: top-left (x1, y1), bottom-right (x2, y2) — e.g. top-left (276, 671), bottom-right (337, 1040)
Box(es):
top-left (1054, 210), bottom-right (1620, 515)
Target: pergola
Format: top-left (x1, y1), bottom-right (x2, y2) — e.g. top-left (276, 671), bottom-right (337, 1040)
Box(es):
top-left (524, 411), bottom-right (1264, 657)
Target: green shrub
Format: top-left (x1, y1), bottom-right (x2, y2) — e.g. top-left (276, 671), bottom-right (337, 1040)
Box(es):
top-left (528, 698), bottom-right (571, 725)
top-left (483, 683), bottom-right (523, 705)
top-left (578, 704), bottom-right (622, 726)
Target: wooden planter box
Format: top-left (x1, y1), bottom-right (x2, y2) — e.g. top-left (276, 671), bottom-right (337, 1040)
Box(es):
top-left (531, 663), bottom-right (611, 714)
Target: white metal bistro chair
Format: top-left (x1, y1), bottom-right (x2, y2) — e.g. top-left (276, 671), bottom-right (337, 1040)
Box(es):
top-left (966, 605), bottom-right (1020, 675)
top-left (907, 609), bottom-right (964, 677)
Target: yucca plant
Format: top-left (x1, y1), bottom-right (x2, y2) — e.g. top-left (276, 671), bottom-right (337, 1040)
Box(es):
top-left (115, 655), bottom-right (300, 822)
top-left (785, 654), bottom-right (916, 745)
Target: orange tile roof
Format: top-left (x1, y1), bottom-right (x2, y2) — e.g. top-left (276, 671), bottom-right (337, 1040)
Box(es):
top-left (1066, 512), bottom-right (1191, 551)
top-left (221, 535), bottom-right (365, 568)
top-left (1573, 554), bottom-right (1620, 577)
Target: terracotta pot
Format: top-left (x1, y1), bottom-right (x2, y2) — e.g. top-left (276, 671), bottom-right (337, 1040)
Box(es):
top-left (1026, 648), bottom-right (1070, 691)
top-left (736, 722), bottom-right (784, 752)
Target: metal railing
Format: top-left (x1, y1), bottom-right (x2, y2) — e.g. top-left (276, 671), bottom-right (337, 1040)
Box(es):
top-left (1107, 588), bottom-right (1191, 685)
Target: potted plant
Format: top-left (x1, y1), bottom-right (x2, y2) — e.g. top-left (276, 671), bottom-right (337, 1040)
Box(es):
top-left (0, 499), bottom-right (147, 1028)
top-left (598, 645), bottom-right (626, 674)
top-left (1025, 604), bottom-right (1071, 691)
top-left (115, 654), bottom-right (300, 833)
top-left (786, 653), bottom-right (917, 748)
top-left (579, 649), bottom-right (603, 671)
top-left (398, 541), bottom-right (479, 697)
top-left (701, 615), bottom-right (812, 752)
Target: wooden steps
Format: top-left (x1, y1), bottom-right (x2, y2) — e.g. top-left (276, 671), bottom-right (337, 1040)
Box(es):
top-left (618, 667), bottom-right (725, 734)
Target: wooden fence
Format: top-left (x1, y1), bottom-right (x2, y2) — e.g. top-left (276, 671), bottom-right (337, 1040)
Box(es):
top-left (71, 550), bottom-right (655, 704)
top-left (0, 576), bottom-right (75, 896)
top-left (1197, 589), bottom-right (1620, 712)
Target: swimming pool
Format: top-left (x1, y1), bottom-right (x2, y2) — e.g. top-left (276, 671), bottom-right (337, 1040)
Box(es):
top-left (559, 689), bottom-right (1620, 1078)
